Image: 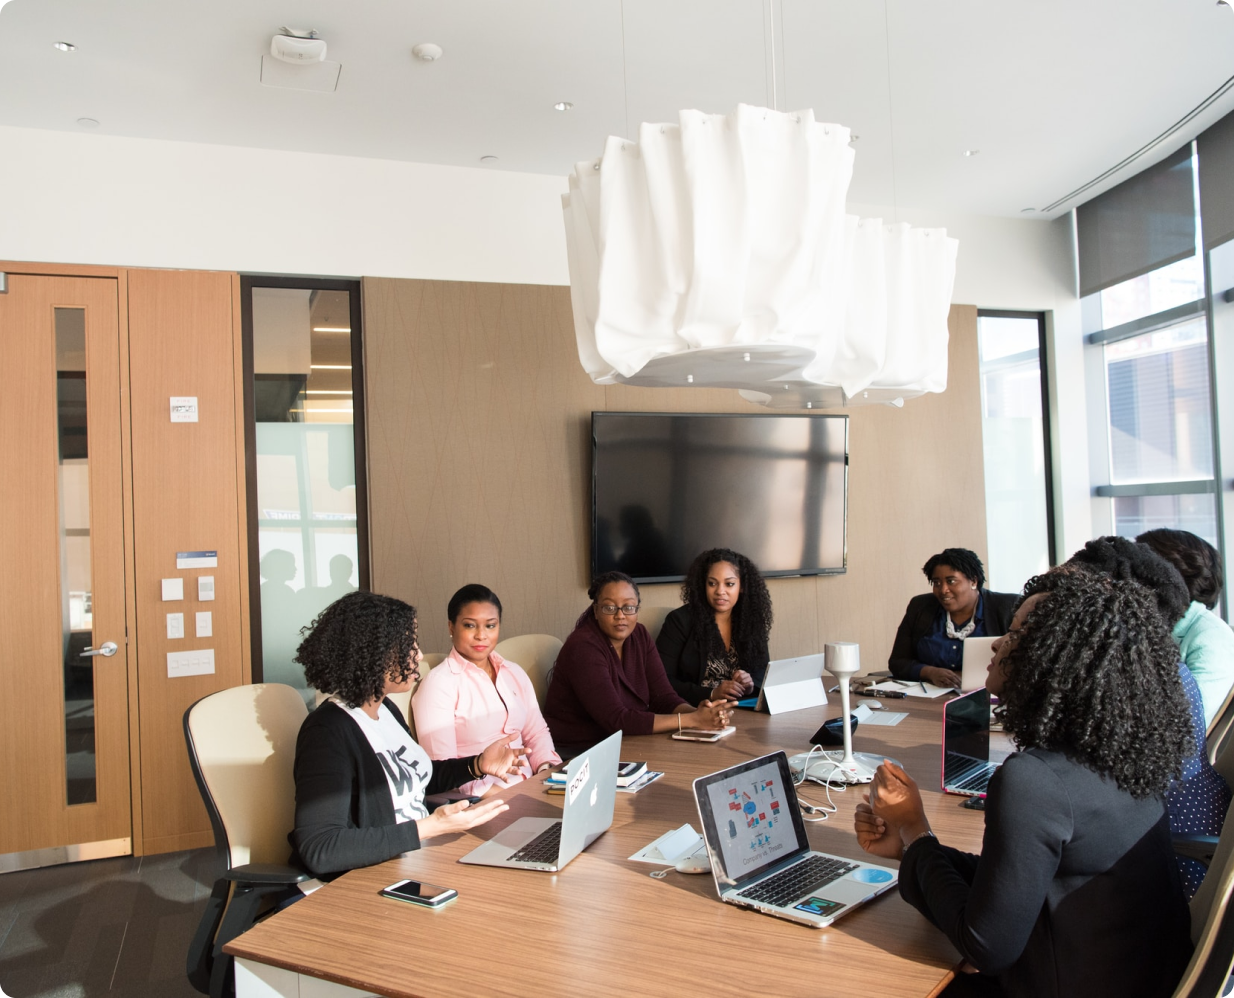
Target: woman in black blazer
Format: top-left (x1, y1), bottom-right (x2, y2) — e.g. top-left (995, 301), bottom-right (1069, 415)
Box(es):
top-left (656, 548), bottom-right (772, 706)
top-left (888, 548), bottom-right (1018, 688)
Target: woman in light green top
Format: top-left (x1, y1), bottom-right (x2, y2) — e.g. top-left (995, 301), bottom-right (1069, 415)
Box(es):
top-left (1139, 528), bottom-right (1234, 728)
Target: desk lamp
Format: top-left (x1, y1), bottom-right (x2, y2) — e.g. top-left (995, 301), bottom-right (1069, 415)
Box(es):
top-left (822, 642), bottom-right (881, 785)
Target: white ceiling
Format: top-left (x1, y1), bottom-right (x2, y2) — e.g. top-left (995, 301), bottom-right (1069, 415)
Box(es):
top-left (1, 0), bottom-right (1233, 219)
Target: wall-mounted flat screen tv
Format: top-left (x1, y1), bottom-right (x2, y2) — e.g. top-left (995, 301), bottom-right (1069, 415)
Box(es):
top-left (592, 412), bottom-right (848, 583)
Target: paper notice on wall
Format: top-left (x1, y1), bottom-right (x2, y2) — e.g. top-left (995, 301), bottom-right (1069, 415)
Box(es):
top-left (170, 397), bottom-right (198, 422)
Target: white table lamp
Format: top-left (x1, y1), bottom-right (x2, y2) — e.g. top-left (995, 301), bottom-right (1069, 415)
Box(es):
top-left (823, 642), bottom-right (881, 784)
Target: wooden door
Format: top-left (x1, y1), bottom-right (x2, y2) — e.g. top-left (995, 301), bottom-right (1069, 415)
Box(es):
top-left (0, 275), bottom-right (131, 859)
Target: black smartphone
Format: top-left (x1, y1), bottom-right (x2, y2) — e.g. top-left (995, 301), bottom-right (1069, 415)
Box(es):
top-left (380, 879), bottom-right (458, 907)
top-left (961, 796), bottom-right (986, 811)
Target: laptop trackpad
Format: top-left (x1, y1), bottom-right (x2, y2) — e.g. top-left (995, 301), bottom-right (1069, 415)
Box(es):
top-left (489, 817), bottom-right (555, 851)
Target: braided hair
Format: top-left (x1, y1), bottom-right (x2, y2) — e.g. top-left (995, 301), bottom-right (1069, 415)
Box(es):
top-left (1065, 535), bottom-right (1190, 628)
top-left (1001, 571), bottom-right (1193, 799)
top-left (1137, 528), bottom-right (1224, 610)
top-left (679, 548), bottom-right (773, 667)
top-left (295, 590), bottom-right (419, 709)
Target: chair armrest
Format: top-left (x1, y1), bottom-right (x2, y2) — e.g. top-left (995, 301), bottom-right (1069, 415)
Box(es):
top-left (1173, 834), bottom-right (1220, 867)
top-left (223, 863), bottom-right (310, 885)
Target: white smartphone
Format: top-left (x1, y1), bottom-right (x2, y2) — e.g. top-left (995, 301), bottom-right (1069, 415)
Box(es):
top-left (671, 725), bottom-right (736, 742)
top-left (380, 879), bottom-right (458, 907)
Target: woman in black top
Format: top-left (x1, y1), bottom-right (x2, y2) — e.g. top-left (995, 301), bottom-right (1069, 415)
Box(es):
top-left (855, 571), bottom-right (1194, 998)
top-left (289, 591), bottom-right (523, 880)
top-left (888, 547), bottom-right (1018, 688)
top-left (656, 548), bottom-right (772, 705)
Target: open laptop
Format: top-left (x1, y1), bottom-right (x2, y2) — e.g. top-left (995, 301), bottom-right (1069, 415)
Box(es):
top-left (941, 687), bottom-right (1000, 797)
top-left (459, 730), bottom-right (620, 872)
top-left (960, 636), bottom-right (998, 693)
top-left (739, 653), bottom-right (828, 714)
top-left (693, 752), bottom-right (897, 928)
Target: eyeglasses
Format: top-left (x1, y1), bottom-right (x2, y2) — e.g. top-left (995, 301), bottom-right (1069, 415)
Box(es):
top-left (597, 603), bottom-right (640, 616)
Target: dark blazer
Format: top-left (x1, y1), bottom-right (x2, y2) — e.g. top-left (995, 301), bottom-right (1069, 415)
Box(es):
top-left (656, 605), bottom-right (770, 706)
top-left (888, 589), bottom-right (1018, 680)
top-left (899, 748), bottom-right (1192, 998)
top-left (288, 699), bottom-right (475, 880)
top-left (544, 613), bottom-right (685, 754)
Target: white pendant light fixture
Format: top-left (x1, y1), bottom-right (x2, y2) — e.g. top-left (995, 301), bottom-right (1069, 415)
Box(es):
top-left (561, 104), bottom-right (958, 407)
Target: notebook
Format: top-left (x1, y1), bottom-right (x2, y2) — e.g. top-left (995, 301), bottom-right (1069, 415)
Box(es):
top-left (693, 752), bottom-right (898, 928)
top-left (459, 731), bottom-right (620, 872)
top-left (941, 687), bottom-right (1000, 797)
top-left (960, 636), bottom-right (998, 693)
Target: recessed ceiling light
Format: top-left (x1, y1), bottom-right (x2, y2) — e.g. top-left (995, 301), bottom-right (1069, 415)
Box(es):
top-left (76, 117), bottom-right (99, 129)
top-left (963, 149), bottom-right (980, 157)
top-left (411, 42), bottom-right (443, 61)
top-left (53, 41), bottom-right (76, 52)
top-left (553, 101), bottom-right (574, 112)
top-left (480, 154), bottom-right (498, 163)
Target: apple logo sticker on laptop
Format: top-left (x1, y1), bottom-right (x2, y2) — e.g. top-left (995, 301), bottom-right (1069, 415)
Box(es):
top-left (590, 785), bottom-right (598, 807)
top-left (850, 868), bottom-right (894, 884)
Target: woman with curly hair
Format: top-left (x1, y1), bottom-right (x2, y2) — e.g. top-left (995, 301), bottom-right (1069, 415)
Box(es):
top-left (888, 547), bottom-right (1018, 688)
top-left (289, 590), bottom-right (524, 880)
top-left (1138, 527), bottom-right (1234, 726)
top-left (655, 548), bottom-right (772, 705)
top-left (854, 572), bottom-right (1194, 998)
top-left (544, 571), bottom-right (735, 755)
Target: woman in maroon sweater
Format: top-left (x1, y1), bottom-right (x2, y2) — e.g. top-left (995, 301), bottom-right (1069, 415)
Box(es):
top-left (544, 571), bottom-right (734, 755)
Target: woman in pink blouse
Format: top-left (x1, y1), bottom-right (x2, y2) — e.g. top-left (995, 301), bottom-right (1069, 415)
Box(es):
top-left (412, 584), bottom-right (561, 796)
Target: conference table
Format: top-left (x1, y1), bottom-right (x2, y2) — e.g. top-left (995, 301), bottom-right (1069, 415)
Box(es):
top-left (227, 693), bottom-right (997, 998)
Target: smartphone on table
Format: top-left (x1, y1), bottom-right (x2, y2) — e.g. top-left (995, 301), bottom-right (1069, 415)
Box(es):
top-left (380, 879), bottom-right (458, 907)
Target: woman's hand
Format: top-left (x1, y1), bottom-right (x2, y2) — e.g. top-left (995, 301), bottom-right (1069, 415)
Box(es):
top-left (477, 734), bottom-right (528, 778)
top-left (690, 699), bottom-right (736, 729)
top-left (854, 797), bottom-right (904, 861)
top-left (417, 797), bottom-right (508, 841)
top-left (731, 669), bottom-right (755, 694)
top-left (919, 666), bottom-right (961, 689)
top-left (871, 761), bottom-right (932, 847)
top-left (712, 678), bottom-right (747, 701)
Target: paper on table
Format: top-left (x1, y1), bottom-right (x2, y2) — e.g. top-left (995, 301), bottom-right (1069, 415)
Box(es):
top-left (851, 702), bottom-right (907, 726)
top-left (868, 680), bottom-right (951, 699)
top-left (628, 823), bottom-right (706, 865)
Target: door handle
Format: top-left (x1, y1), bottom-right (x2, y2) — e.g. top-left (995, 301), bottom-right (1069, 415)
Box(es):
top-left (79, 641), bottom-right (118, 658)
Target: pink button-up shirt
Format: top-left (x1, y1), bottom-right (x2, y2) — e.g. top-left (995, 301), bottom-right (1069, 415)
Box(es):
top-left (412, 648), bottom-right (561, 796)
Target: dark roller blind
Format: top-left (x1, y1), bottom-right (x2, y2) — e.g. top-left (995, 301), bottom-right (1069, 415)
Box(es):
top-left (1199, 109), bottom-right (1234, 250)
top-left (1076, 144), bottom-right (1196, 298)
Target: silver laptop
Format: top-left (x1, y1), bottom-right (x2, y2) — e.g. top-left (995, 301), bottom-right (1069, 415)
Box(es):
top-left (693, 752), bottom-right (897, 928)
top-left (748, 653), bottom-right (828, 714)
top-left (942, 687), bottom-right (999, 797)
top-left (960, 636), bottom-right (998, 692)
top-left (459, 730), bottom-right (620, 872)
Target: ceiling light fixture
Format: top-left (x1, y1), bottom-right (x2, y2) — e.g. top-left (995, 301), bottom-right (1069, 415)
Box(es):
top-left (76, 117), bottom-right (99, 129)
top-left (312, 326), bottom-right (351, 332)
top-left (963, 149), bottom-right (980, 157)
top-left (480, 155), bottom-right (498, 163)
top-left (53, 41), bottom-right (76, 52)
top-left (554, 101), bottom-right (574, 112)
top-left (1021, 207), bottom-right (1036, 213)
top-left (411, 43), bottom-right (442, 61)
top-left (271, 28), bottom-right (326, 64)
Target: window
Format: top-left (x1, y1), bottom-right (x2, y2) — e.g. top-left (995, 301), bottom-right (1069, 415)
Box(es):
top-left (978, 311), bottom-right (1054, 593)
top-left (242, 278), bottom-right (368, 701)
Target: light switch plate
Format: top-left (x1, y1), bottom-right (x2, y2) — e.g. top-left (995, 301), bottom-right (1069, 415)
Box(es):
top-left (167, 649), bottom-right (215, 678)
top-left (166, 612), bottom-right (184, 640)
top-left (161, 577), bottom-right (184, 601)
top-left (198, 576), bottom-right (215, 601)
top-left (195, 611), bottom-right (212, 638)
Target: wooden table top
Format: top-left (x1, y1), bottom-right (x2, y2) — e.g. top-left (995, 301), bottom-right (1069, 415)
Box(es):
top-left (227, 695), bottom-right (991, 998)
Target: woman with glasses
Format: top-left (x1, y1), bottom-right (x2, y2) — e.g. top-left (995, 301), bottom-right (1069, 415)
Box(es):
top-left (544, 571), bottom-right (735, 756)
top-left (888, 547), bottom-right (1019, 689)
top-left (656, 548), bottom-right (773, 706)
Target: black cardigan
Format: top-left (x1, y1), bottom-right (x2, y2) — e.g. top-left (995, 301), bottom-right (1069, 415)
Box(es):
top-left (887, 589), bottom-right (1018, 680)
top-left (655, 605), bottom-right (770, 706)
top-left (899, 748), bottom-right (1192, 998)
top-left (288, 699), bottom-right (476, 880)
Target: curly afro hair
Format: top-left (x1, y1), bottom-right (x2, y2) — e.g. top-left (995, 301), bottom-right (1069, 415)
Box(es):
top-left (1137, 528), bottom-right (1224, 610)
top-left (922, 548), bottom-right (985, 590)
top-left (295, 590), bottom-right (419, 709)
top-left (1064, 535), bottom-right (1190, 628)
top-left (679, 548), bottom-right (773, 666)
top-left (1002, 571), bottom-right (1193, 799)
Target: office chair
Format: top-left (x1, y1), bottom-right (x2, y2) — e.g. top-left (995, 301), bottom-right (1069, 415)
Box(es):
top-left (1171, 797), bottom-right (1234, 997)
top-left (636, 605), bottom-right (674, 641)
top-left (184, 683), bottom-right (310, 998)
top-left (493, 634), bottom-right (563, 705)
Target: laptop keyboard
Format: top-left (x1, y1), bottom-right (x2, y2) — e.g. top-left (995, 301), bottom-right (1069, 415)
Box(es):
top-left (508, 822), bottom-right (562, 864)
top-left (737, 855), bottom-right (857, 907)
top-left (946, 756), bottom-right (995, 794)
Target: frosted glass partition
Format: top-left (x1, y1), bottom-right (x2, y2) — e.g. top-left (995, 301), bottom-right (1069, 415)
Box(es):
top-left (978, 314), bottom-right (1051, 595)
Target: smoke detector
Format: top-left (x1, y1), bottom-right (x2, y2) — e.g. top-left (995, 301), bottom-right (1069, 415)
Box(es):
top-left (271, 28), bottom-right (326, 64)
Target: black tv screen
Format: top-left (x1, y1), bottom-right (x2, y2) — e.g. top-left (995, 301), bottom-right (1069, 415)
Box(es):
top-left (591, 412), bottom-right (848, 583)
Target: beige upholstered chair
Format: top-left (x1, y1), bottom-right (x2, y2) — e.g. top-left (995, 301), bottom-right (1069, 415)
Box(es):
top-left (637, 604), bottom-right (676, 641)
top-left (1171, 798), bottom-right (1234, 996)
top-left (493, 634), bottom-right (564, 705)
top-left (184, 683), bottom-right (309, 997)
top-left (421, 652), bottom-right (447, 669)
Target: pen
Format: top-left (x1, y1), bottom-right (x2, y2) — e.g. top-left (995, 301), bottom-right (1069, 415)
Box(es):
top-left (920, 681), bottom-right (928, 694)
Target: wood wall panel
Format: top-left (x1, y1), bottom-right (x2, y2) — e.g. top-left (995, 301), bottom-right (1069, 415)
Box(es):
top-left (364, 280), bottom-right (987, 674)
top-left (127, 268), bottom-right (246, 852)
